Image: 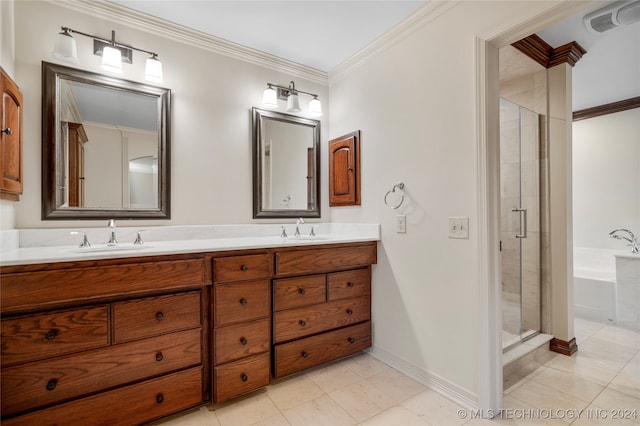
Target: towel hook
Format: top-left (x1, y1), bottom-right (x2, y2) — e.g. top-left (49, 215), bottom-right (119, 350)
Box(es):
top-left (384, 182), bottom-right (405, 209)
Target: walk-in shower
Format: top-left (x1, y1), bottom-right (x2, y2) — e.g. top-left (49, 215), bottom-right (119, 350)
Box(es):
top-left (499, 98), bottom-right (542, 350)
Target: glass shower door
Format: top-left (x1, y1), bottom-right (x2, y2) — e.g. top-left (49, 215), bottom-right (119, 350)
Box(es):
top-left (500, 98), bottom-right (541, 349)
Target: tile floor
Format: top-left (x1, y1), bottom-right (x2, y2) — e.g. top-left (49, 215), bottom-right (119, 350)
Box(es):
top-left (156, 318), bottom-right (640, 426)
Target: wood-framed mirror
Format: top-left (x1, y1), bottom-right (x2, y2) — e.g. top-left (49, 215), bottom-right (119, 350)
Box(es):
top-left (42, 61), bottom-right (171, 220)
top-left (252, 107), bottom-right (320, 218)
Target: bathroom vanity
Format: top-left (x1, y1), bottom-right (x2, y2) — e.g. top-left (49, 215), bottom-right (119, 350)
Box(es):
top-left (0, 234), bottom-right (377, 425)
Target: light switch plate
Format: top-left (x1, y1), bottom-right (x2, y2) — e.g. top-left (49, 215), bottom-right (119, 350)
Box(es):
top-left (397, 214), bottom-right (406, 233)
top-left (448, 217), bottom-right (469, 239)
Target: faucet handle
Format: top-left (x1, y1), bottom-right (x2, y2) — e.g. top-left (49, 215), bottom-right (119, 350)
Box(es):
top-left (133, 230), bottom-right (145, 245)
top-left (70, 231), bottom-right (91, 248)
top-left (280, 226), bottom-right (288, 239)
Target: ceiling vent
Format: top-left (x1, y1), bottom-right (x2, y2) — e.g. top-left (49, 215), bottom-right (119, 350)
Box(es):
top-left (584, 0), bottom-right (640, 33)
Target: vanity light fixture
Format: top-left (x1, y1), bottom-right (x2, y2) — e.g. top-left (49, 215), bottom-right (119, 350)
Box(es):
top-left (261, 81), bottom-right (322, 117)
top-left (52, 26), bottom-right (163, 83)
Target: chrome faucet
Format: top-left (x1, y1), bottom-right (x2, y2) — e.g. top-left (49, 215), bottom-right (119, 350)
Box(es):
top-left (295, 218), bottom-right (304, 236)
top-left (609, 228), bottom-right (639, 254)
top-left (107, 219), bottom-right (118, 245)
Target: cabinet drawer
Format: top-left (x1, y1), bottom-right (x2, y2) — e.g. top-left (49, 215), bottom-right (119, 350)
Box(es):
top-left (1, 328), bottom-right (201, 416)
top-left (1, 306), bottom-right (109, 367)
top-left (113, 292), bottom-right (201, 343)
top-left (1, 367), bottom-right (203, 426)
top-left (214, 318), bottom-right (270, 365)
top-left (213, 253), bottom-right (271, 283)
top-left (274, 274), bottom-right (326, 311)
top-left (1, 259), bottom-right (205, 315)
top-left (328, 268), bottom-right (370, 301)
top-left (274, 322), bottom-right (371, 378)
top-left (214, 280), bottom-right (270, 327)
top-left (214, 352), bottom-right (270, 402)
top-left (275, 243), bottom-right (376, 276)
top-left (274, 295), bottom-right (370, 343)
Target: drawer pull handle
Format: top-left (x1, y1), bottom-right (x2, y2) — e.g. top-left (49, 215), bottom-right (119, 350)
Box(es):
top-left (45, 330), bottom-right (58, 340)
top-left (241, 374), bottom-right (248, 382)
top-left (241, 265), bottom-right (249, 271)
top-left (347, 282), bottom-right (354, 288)
top-left (156, 352), bottom-right (164, 362)
top-left (346, 309), bottom-right (353, 315)
top-left (156, 312), bottom-right (164, 321)
top-left (240, 298), bottom-right (248, 306)
top-left (299, 320), bottom-right (306, 327)
top-left (299, 288), bottom-right (306, 295)
top-left (240, 337), bottom-right (248, 345)
top-left (46, 379), bottom-right (57, 391)
top-left (156, 393), bottom-right (164, 404)
top-left (1, 128), bottom-right (12, 135)
top-left (301, 351), bottom-right (309, 358)
top-left (348, 337), bottom-right (356, 344)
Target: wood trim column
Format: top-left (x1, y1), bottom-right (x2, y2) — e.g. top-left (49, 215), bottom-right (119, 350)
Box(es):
top-left (549, 337), bottom-right (577, 356)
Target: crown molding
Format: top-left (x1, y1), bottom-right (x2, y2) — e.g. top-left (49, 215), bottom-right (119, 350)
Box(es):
top-left (329, 1), bottom-right (461, 84)
top-left (512, 34), bottom-right (586, 68)
top-left (573, 96), bottom-right (640, 121)
top-left (48, 0), bottom-right (328, 85)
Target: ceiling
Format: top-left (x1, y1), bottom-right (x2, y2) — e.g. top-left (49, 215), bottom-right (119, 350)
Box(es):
top-left (110, 0), bottom-right (428, 72)
top-left (110, 0), bottom-right (639, 111)
top-left (537, 1), bottom-right (640, 111)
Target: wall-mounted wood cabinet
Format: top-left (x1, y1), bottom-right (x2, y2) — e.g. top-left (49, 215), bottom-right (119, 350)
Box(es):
top-left (0, 68), bottom-right (23, 201)
top-left (329, 131), bottom-right (360, 206)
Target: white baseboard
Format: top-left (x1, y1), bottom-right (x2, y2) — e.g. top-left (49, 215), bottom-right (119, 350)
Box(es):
top-left (366, 345), bottom-right (478, 410)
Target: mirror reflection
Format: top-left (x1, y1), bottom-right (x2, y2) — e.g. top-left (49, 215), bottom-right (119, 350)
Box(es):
top-left (42, 62), bottom-right (171, 219)
top-left (253, 107), bottom-right (320, 218)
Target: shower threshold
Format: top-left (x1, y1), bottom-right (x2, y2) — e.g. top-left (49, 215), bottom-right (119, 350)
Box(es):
top-left (503, 332), bottom-right (554, 366)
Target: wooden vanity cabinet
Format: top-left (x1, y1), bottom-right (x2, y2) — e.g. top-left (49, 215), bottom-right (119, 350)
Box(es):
top-left (0, 255), bottom-right (209, 425)
top-left (212, 252), bottom-right (272, 402)
top-left (0, 240), bottom-right (377, 421)
top-left (272, 243), bottom-right (375, 378)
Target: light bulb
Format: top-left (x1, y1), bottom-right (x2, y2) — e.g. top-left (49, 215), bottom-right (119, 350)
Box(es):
top-left (262, 86), bottom-right (278, 109)
top-left (145, 55), bottom-right (163, 83)
top-left (287, 93), bottom-right (301, 113)
top-left (101, 45), bottom-right (123, 74)
top-left (52, 30), bottom-right (78, 63)
top-left (308, 97), bottom-right (323, 117)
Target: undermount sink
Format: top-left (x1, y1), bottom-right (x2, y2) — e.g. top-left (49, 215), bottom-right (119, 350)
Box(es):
top-left (71, 245), bottom-right (152, 254)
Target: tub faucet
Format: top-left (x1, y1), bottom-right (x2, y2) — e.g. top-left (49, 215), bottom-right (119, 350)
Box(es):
top-left (107, 219), bottom-right (118, 245)
top-left (609, 228), bottom-right (639, 253)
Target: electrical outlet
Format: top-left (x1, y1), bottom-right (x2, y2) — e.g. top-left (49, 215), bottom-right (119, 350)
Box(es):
top-left (396, 214), bottom-right (406, 233)
top-left (448, 217), bottom-right (469, 239)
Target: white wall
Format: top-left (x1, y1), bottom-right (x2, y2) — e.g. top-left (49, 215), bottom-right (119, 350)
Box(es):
top-left (10, 0), bottom-right (329, 229)
top-left (329, 0), bottom-right (564, 397)
top-left (573, 108), bottom-right (640, 249)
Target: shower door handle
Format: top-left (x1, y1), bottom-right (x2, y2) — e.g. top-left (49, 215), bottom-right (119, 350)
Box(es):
top-left (512, 208), bottom-right (527, 239)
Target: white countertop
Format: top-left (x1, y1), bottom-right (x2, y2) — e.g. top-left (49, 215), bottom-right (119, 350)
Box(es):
top-left (614, 252), bottom-right (640, 260)
top-left (0, 223), bottom-right (380, 267)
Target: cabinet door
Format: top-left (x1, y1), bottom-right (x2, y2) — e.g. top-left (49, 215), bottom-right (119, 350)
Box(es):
top-left (329, 131), bottom-right (360, 206)
top-left (0, 68), bottom-right (23, 199)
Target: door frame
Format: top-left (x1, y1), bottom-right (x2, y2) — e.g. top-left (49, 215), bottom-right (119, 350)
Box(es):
top-left (474, 1), bottom-right (593, 414)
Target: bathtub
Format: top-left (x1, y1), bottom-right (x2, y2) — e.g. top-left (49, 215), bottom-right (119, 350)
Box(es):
top-left (614, 252), bottom-right (640, 329)
top-left (573, 247), bottom-right (618, 323)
